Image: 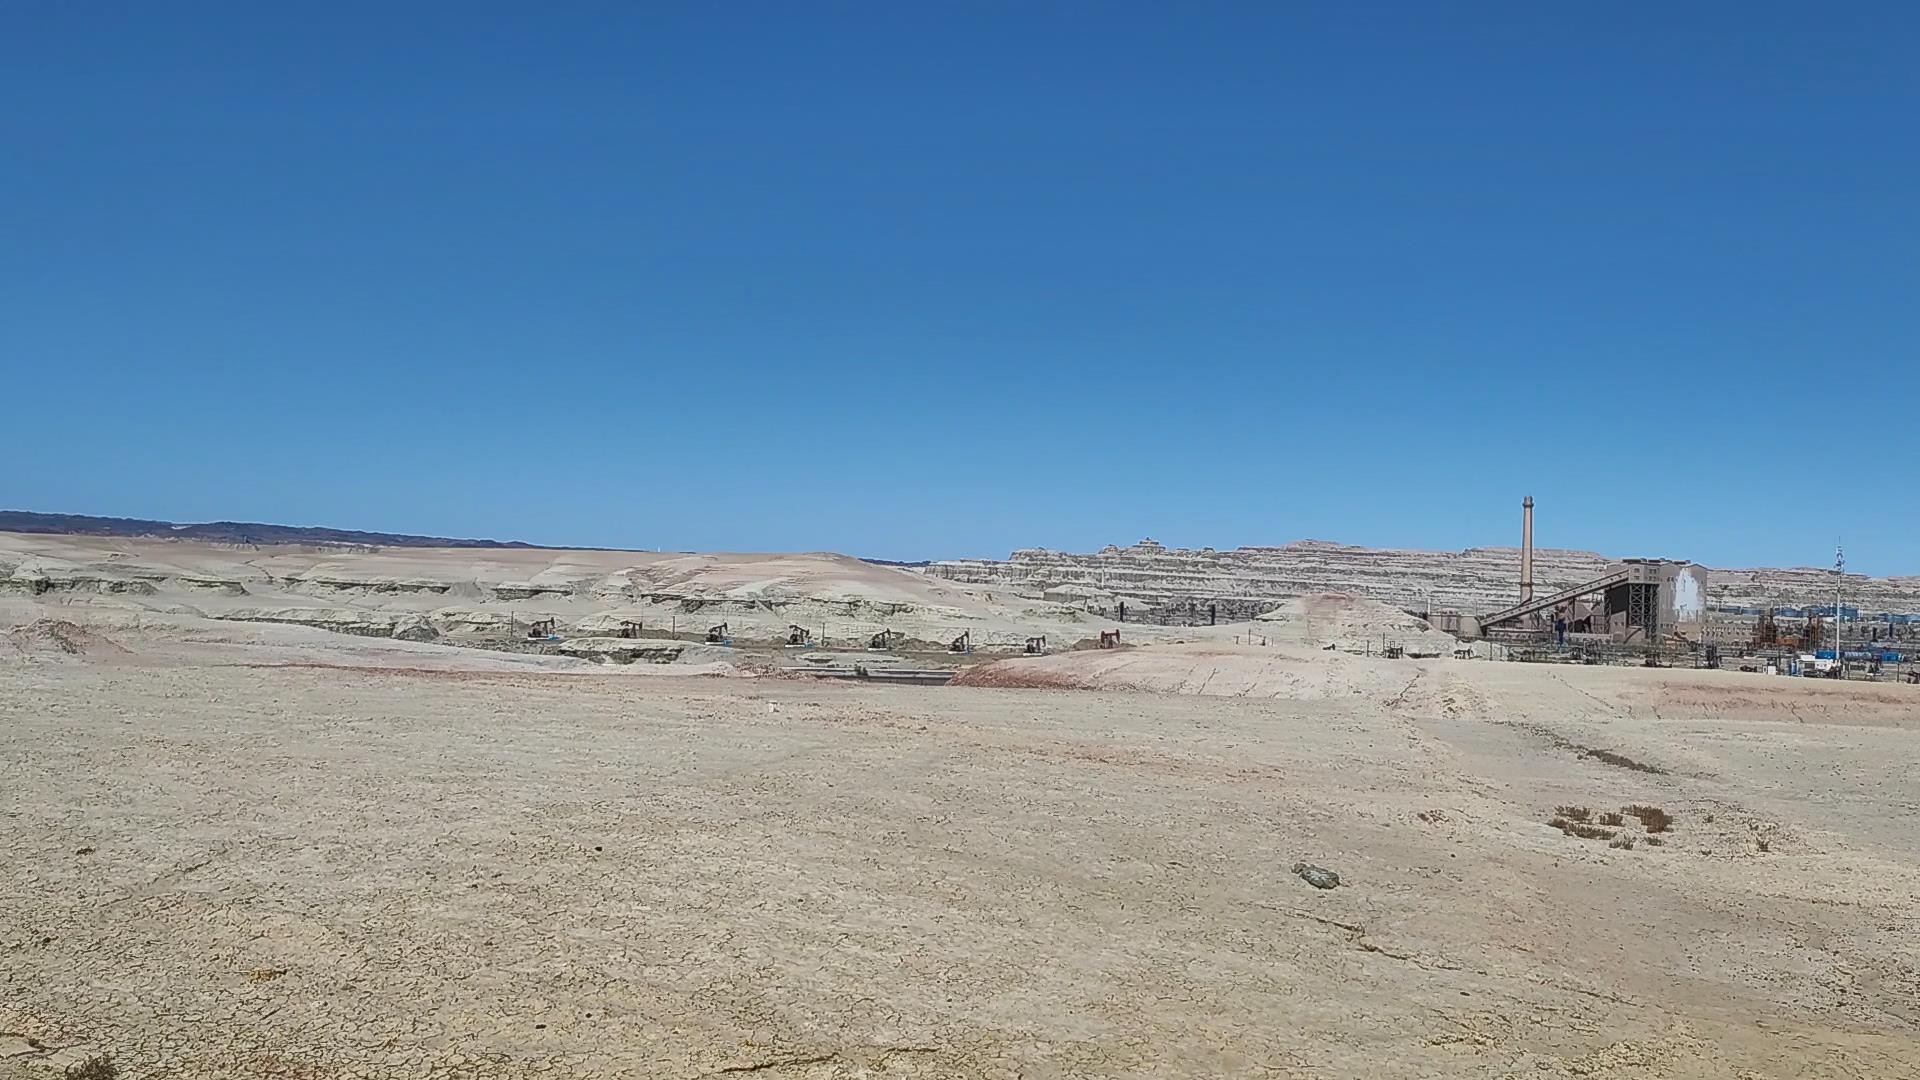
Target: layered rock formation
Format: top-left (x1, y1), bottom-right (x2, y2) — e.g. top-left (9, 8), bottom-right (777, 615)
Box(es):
top-left (0, 531), bottom-right (1109, 655)
top-left (929, 539), bottom-right (1920, 622)
top-left (8, 529), bottom-right (1917, 658)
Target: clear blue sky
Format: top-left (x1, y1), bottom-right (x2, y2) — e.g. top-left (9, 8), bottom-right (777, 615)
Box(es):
top-left (5, 4), bottom-right (1915, 572)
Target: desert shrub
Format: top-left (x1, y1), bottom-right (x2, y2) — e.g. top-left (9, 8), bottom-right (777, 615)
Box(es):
top-left (1623, 805), bottom-right (1673, 833)
top-left (1582, 748), bottom-right (1665, 774)
top-left (65, 1057), bottom-right (117, 1080)
top-left (1549, 817), bottom-right (1614, 841)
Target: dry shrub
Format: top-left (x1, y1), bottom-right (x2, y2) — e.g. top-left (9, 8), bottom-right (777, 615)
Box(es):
top-left (1623, 805), bottom-right (1673, 833)
top-left (1549, 818), bottom-right (1614, 841)
top-left (1554, 805), bottom-right (1592, 823)
top-left (1599, 811), bottom-right (1624, 827)
top-left (1643, 836), bottom-right (1665, 846)
top-left (1609, 834), bottom-right (1636, 850)
top-left (65, 1058), bottom-right (117, 1080)
top-left (1582, 748), bottom-right (1666, 774)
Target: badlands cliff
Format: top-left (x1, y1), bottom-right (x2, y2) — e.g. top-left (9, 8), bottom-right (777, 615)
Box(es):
top-left (929, 539), bottom-right (1920, 622)
top-left (7, 528), bottom-right (1917, 660)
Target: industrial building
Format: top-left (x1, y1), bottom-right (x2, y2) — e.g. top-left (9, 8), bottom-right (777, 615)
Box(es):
top-left (1435, 497), bottom-right (1708, 647)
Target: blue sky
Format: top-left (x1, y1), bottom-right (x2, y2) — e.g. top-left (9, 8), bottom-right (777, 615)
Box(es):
top-left (4, 4), bottom-right (1915, 572)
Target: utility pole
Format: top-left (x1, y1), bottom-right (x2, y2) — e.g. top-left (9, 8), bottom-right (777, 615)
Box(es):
top-left (1834, 540), bottom-right (1845, 679)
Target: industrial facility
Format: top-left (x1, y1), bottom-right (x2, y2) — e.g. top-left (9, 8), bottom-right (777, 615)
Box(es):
top-left (1425, 497), bottom-right (1913, 680)
top-left (1430, 497), bottom-right (1708, 648)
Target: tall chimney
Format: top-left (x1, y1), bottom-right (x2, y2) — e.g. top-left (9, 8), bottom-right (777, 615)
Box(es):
top-left (1520, 496), bottom-right (1535, 603)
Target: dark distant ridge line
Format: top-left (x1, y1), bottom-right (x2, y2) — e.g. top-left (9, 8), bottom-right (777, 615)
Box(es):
top-left (0, 509), bottom-right (545, 550)
top-left (0, 508), bottom-right (933, 564)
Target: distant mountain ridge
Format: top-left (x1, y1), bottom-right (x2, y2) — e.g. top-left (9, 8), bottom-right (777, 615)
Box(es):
top-left (0, 510), bottom-right (538, 550)
top-left (1, 509), bottom-right (928, 564)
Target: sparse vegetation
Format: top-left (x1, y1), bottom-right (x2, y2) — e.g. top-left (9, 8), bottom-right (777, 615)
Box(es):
top-left (64, 1056), bottom-right (117, 1080)
top-left (1609, 834), bottom-right (1636, 849)
top-left (1756, 837), bottom-right (1771, 853)
top-left (1549, 817), bottom-right (1615, 841)
top-left (1622, 805), bottom-right (1672, 833)
top-left (1508, 726), bottom-right (1669, 775)
top-left (1643, 835), bottom-right (1665, 846)
top-left (1582, 748), bottom-right (1665, 774)
top-left (1550, 804), bottom-right (1673, 842)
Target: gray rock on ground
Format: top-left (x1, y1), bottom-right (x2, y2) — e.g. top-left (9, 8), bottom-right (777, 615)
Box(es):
top-left (1292, 862), bottom-right (1342, 889)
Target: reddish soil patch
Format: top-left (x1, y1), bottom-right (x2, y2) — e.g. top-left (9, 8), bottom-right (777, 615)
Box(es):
top-left (950, 661), bottom-right (1089, 690)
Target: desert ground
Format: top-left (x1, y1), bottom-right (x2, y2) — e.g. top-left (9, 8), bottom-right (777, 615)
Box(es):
top-left (3, 538), bottom-right (1918, 1079)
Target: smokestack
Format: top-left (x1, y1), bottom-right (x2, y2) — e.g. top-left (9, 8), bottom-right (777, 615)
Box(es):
top-left (1520, 496), bottom-right (1535, 603)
